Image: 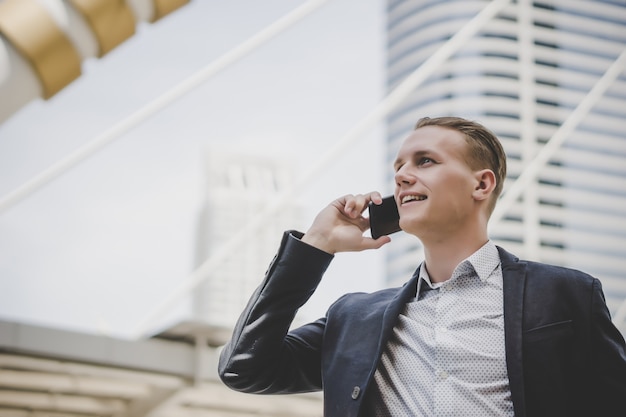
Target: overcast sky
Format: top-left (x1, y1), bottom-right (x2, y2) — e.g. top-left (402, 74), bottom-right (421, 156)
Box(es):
top-left (0, 0), bottom-right (391, 338)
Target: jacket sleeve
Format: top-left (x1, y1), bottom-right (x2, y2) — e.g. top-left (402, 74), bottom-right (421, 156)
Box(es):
top-left (218, 230), bottom-right (334, 394)
top-left (588, 278), bottom-right (626, 414)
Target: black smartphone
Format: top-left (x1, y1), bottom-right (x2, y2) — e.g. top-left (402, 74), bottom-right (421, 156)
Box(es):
top-left (369, 195), bottom-right (401, 239)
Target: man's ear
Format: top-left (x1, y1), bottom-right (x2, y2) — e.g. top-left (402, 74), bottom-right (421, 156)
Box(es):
top-left (472, 169), bottom-right (496, 201)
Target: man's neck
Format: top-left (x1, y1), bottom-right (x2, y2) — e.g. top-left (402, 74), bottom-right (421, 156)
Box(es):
top-left (422, 232), bottom-right (489, 283)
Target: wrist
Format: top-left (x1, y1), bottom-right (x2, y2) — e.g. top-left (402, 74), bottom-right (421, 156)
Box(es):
top-left (301, 231), bottom-right (335, 254)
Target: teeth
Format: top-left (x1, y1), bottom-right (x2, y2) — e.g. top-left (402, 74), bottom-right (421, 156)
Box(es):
top-left (402, 195), bottom-right (426, 204)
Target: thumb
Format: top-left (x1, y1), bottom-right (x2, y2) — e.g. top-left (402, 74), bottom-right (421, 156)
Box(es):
top-left (359, 235), bottom-right (391, 251)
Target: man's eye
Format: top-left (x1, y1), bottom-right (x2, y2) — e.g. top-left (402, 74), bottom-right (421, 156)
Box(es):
top-left (419, 157), bottom-right (434, 165)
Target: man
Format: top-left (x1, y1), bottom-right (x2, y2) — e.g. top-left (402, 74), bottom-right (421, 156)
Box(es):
top-left (218, 116), bottom-right (626, 416)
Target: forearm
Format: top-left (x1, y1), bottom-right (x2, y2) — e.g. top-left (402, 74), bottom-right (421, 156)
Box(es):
top-left (218, 231), bottom-right (333, 394)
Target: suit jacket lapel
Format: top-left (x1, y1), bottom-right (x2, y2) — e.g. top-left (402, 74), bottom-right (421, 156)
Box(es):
top-left (498, 246), bottom-right (527, 417)
top-left (380, 269), bottom-right (420, 344)
top-left (352, 270), bottom-right (419, 417)
top-left (369, 269), bottom-right (420, 377)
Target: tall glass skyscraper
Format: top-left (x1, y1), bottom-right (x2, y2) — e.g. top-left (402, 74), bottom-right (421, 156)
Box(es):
top-left (384, 0), bottom-right (626, 324)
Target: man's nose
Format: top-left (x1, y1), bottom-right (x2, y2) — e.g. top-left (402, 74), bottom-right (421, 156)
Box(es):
top-left (394, 167), bottom-right (416, 186)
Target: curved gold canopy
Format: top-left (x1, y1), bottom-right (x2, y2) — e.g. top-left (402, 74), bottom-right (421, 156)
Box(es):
top-left (0, 0), bottom-right (190, 99)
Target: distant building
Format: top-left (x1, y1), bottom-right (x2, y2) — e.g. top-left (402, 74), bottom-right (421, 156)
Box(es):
top-left (384, 0), bottom-right (626, 321)
top-left (193, 149), bottom-right (303, 328)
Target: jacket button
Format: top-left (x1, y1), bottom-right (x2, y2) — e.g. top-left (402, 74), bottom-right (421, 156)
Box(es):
top-left (351, 386), bottom-right (361, 400)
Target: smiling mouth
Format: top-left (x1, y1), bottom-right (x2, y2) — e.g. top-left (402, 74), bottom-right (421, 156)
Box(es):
top-left (401, 195), bottom-right (427, 204)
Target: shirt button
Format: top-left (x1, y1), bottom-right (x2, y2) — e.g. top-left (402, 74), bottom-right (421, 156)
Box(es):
top-left (351, 386), bottom-right (361, 400)
top-left (439, 327), bottom-right (447, 333)
top-left (437, 370), bottom-right (448, 380)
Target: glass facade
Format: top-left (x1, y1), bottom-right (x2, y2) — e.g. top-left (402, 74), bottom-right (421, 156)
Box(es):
top-left (384, 0), bottom-right (626, 326)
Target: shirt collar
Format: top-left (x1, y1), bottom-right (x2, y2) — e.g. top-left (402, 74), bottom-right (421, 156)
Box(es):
top-left (465, 240), bottom-right (501, 282)
top-left (414, 240), bottom-right (500, 296)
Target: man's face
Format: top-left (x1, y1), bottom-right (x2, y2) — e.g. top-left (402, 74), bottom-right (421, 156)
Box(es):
top-left (393, 125), bottom-right (479, 239)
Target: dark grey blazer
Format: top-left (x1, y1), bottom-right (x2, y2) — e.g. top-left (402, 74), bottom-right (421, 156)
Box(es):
top-left (219, 231), bottom-right (626, 417)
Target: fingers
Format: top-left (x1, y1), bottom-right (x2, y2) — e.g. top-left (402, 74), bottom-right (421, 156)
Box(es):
top-left (368, 192), bottom-right (384, 206)
top-left (303, 191), bottom-right (390, 254)
top-left (342, 191), bottom-right (384, 218)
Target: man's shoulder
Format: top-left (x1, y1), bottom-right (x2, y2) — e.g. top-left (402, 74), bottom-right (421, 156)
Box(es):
top-left (497, 245), bottom-right (596, 284)
top-left (327, 285), bottom-right (404, 316)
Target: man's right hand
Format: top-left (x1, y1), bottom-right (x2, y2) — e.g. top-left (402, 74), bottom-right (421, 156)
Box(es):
top-left (301, 192), bottom-right (392, 254)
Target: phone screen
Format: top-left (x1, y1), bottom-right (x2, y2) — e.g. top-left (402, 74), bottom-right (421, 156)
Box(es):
top-left (369, 195), bottom-right (401, 239)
